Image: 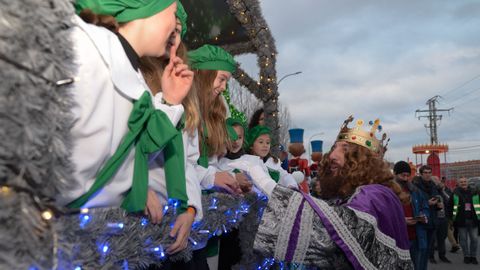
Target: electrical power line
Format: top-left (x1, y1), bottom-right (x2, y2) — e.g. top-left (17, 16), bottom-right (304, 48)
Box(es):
top-left (444, 86), bottom-right (480, 107)
top-left (452, 94), bottom-right (480, 108)
top-left (449, 144), bottom-right (480, 151)
top-left (451, 110), bottom-right (480, 127)
top-left (442, 73), bottom-right (480, 98)
top-left (437, 99), bottom-right (480, 127)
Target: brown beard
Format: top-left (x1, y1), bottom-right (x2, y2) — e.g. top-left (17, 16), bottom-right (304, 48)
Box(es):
top-left (316, 143), bottom-right (398, 201)
top-left (318, 170), bottom-right (348, 200)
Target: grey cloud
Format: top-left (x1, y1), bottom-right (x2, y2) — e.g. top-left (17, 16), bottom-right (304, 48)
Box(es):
top-left (236, 0), bottom-right (480, 162)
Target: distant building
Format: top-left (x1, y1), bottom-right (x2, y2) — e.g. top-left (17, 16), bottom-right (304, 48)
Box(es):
top-left (441, 160), bottom-right (480, 180)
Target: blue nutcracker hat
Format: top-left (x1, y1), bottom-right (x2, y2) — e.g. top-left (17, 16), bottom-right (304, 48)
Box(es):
top-left (288, 128), bottom-right (304, 144)
top-left (311, 140), bottom-right (323, 153)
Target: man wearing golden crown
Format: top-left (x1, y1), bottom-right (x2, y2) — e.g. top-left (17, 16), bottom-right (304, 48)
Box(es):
top-left (231, 116), bottom-right (413, 269)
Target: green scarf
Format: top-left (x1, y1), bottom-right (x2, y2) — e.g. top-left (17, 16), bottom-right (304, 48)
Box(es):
top-left (68, 91), bottom-right (188, 213)
top-left (268, 168), bottom-right (280, 183)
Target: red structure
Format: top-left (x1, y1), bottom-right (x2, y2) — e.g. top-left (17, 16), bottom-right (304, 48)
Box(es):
top-left (412, 144), bottom-right (449, 178)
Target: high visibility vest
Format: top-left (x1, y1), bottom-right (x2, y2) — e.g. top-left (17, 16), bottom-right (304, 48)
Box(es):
top-left (453, 194), bottom-right (480, 220)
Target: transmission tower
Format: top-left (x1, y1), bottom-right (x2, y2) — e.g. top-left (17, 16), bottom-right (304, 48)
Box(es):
top-left (415, 95), bottom-right (453, 144)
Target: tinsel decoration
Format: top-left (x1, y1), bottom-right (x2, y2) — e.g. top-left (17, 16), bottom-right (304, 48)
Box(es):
top-left (54, 192), bottom-right (268, 269)
top-left (56, 200), bottom-right (191, 270)
top-left (223, 0), bottom-right (280, 154)
top-left (0, 0), bottom-right (286, 269)
top-left (0, 0), bottom-right (76, 269)
top-left (232, 188), bottom-right (266, 270)
top-left (222, 85), bottom-right (248, 125)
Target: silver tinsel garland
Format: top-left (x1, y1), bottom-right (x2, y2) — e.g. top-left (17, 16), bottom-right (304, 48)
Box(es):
top-left (0, 0), bottom-right (75, 269)
top-left (224, 0), bottom-right (280, 154)
top-left (0, 0), bottom-right (281, 269)
top-left (55, 192), bottom-right (267, 269)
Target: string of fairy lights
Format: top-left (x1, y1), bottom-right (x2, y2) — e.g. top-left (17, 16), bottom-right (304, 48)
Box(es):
top-left (1, 0), bottom-right (286, 269)
top-left (225, 0), bottom-right (281, 152)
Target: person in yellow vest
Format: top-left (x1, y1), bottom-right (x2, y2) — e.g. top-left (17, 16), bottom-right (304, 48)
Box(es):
top-left (447, 177), bottom-right (480, 265)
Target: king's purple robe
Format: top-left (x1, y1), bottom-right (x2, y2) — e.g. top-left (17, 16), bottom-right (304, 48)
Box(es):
top-left (254, 184), bottom-right (413, 269)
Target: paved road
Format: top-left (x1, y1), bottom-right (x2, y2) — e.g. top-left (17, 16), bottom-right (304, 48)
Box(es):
top-left (428, 242), bottom-right (478, 270)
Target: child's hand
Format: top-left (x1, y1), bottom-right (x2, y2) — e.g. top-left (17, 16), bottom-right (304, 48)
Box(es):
top-left (145, 188), bottom-right (164, 224)
top-left (235, 172), bottom-right (253, 193)
top-left (161, 46), bottom-right (193, 105)
top-left (229, 161), bottom-right (277, 198)
top-left (214, 171), bottom-right (242, 195)
top-left (167, 210), bottom-right (194, 254)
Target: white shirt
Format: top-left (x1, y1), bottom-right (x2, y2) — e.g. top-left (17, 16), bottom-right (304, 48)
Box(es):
top-left (149, 129), bottom-right (203, 220)
top-left (217, 154), bottom-right (297, 188)
top-left (58, 16), bottom-right (193, 215)
top-left (264, 157), bottom-right (298, 188)
top-left (186, 130), bottom-right (217, 190)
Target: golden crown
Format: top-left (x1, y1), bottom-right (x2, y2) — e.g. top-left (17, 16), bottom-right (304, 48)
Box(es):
top-left (337, 115), bottom-right (389, 155)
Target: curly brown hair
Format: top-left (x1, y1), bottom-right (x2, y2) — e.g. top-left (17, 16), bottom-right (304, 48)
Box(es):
top-left (194, 69), bottom-right (230, 156)
top-left (318, 143), bottom-right (407, 203)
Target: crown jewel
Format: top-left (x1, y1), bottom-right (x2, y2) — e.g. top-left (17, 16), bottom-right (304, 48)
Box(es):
top-left (337, 115), bottom-right (389, 155)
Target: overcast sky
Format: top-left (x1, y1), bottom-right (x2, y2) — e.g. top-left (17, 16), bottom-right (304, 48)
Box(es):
top-left (236, 0), bottom-right (480, 163)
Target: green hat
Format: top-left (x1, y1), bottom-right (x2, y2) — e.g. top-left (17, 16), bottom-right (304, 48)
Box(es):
top-left (75, 0), bottom-right (176, 23)
top-left (176, 1), bottom-right (187, 39)
top-left (226, 117), bottom-right (247, 142)
top-left (188, 45), bottom-right (236, 73)
top-left (226, 122), bottom-right (238, 141)
top-left (245, 125), bottom-right (271, 149)
top-left (227, 117), bottom-right (246, 131)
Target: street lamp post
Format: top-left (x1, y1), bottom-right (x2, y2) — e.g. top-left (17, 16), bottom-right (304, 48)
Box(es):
top-left (278, 71), bottom-right (302, 85)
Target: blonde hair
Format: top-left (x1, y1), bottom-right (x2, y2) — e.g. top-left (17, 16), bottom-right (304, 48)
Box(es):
top-left (194, 69), bottom-right (230, 156)
top-left (140, 42), bottom-right (199, 136)
top-left (80, 10), bottom-right (199, 135)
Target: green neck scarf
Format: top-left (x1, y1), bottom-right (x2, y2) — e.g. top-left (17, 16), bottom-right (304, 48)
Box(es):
top-left (197, 122), bottom-right (210, 168)
top-left (68, 91), bottom-right (188, 213)
top-left (268, 168), bottom-right (280, 183)
top-left (198, 121), bottom-right (237, 167)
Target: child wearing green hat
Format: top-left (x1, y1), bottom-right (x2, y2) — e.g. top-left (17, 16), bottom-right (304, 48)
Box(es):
top-left (187, 44), bottom-right (241, 270)
top-left (246, 125), bottom-right (297, 188)
top-left (216, 118), bottom-right (253, 193)
top-left (215, 118), bottom-right (258, 269)
top-left (61, 0), bottom-right (195, 254)
top-left (187, 44), bottom-right (241, 194)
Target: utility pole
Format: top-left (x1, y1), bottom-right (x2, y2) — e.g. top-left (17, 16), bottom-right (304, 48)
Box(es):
top-left (415, 95), bottom-right (453, 144)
